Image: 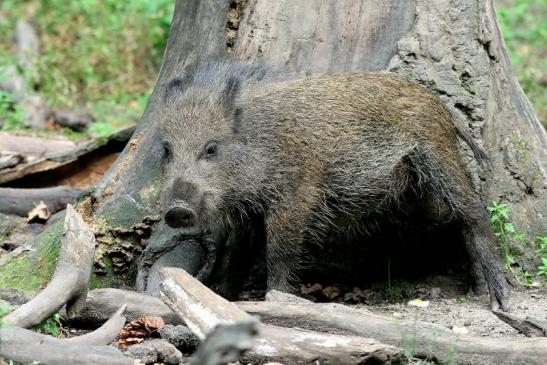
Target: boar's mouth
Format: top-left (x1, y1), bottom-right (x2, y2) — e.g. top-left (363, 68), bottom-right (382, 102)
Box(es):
top-left (171, 226), bottom-right (205, 239)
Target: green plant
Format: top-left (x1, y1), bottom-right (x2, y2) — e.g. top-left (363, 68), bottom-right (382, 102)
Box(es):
top-left (0, 90), bottom-right (26, 130)
top-left (0, 0), bottom-right (174, 137)
top-left (0, 302), bottom-right (13, 327)
top-left (88, 122), bottom-right (119, 136)
top-left (34, 312), bottom-right (61, 337)
top-left (0, 304), bottom-right (16, 365)
top-left (497, 0), bottom-right (547, 124)
top-left (488, 201), bottom-right (547, 285)
top-left (537, 236), bottom-right (547, 277)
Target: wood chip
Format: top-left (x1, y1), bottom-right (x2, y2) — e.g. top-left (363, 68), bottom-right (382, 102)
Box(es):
top-left (26, 201), bottom-right (51, 223)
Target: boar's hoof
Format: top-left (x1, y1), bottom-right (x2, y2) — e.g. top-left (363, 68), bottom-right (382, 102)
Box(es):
top-left (490, 289), bottom-right (511, 312)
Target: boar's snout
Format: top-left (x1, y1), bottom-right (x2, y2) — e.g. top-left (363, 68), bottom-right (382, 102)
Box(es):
top-left (164, 201), bottom-right (196, 229)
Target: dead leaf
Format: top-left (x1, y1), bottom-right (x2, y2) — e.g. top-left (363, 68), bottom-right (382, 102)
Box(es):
top-left (353, 287), bottom-right (373, 300)
top-left (300, 283), bottom-right (323, 295)
top-left (343, 287), bottom-right (374, 303)
top-left (27, 201), bottom-right (51, 223)
top-left (322, 285), bottom-right (342, 299)
top-left (142, 315), bottom-right (165, 332)
top-left (117, 315), bottom-right (166, 348)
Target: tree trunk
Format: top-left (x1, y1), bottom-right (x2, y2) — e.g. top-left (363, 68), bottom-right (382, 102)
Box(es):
top-left (1, 0), bottom-right (544, 292)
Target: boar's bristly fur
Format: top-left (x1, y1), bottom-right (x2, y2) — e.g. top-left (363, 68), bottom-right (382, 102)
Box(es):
top-left (158, 62), bottom-right (509, 311)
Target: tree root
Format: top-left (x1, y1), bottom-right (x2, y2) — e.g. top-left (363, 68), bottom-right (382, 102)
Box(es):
top-left (492, 309), bottom-right (547, 337)
top-left (71, 288), bottom-right (183, 326)
top-left (158, 267), bottom-right (404, 365)
top-left (238, 301), bottom-right (547, 365)
top-left (65, 304), bottom-right (127, 346)
top-left (5, 204), bottom-right (96, 327)
top-left (0, 326), bottom-right (132, 365)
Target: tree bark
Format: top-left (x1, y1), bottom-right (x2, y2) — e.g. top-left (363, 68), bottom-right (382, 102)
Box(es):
top-left (0, 326), bottom-right (132, 365)
top-left (238, 300), bottom-right (547, 365)
top-left (159, 267), bottom-right (405, 365)
top-left (0, 0), bottom-right (544, 292)
top-left (4, 205), bottom-right (96, 327)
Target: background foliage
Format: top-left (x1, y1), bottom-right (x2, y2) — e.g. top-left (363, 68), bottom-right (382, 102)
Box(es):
top-left (497, 0), bottom-right (546, 125)
top-left (0, 0), bottom-right (174, 137)
top-left (0, 0), bottom-right (544, 133)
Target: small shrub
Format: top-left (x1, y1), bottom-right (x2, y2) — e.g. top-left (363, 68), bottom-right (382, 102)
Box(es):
top-left (488, 201), bottom-right (547, 285)
top-left (0, 0), bottom-right (174, 137)
top-left (35, 312), bottom-right (61, 337)
top-left (0, 302), bottom-right (13, 327)
top-left (0, 90), bottom-right (26, 130)
top-left (497, 0), bottom-right (547, 124)
top-left (537, 236), bottom-right (547, 277)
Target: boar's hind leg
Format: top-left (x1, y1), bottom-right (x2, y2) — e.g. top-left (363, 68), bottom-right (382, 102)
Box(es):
top-left (461, 205), bottom-right (510, 311)
top-left (409, 150), bottom-right (509, 311)
top-left (265, 195), bottom-right (318, 293)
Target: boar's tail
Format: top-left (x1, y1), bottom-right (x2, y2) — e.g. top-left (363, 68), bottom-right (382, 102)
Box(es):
top-left (455, 126), bottom-right (489, 165)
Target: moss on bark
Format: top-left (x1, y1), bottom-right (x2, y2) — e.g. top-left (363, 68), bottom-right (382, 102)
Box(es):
top-left (0, 219), bottom-right (63, 292)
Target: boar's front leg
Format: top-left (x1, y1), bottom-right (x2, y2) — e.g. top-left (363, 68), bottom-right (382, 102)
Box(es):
top-left (265, 195), bottom-right (317, 292)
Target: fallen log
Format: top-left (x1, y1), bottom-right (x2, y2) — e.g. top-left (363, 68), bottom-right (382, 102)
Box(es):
top-left (0, 186), bottom-right (81, 216)
top-left (492, 310), bottom-right (547, 337)
top-left (0, 125), bottom-right (135, 186)
top-left (65, 304), bottom-right (127, 346)
top-left (72, 289), bottom-right (306, 327)
top-left (0, 326), bottom-right (132, 365)
top-left (72, 287), bottom-right (547, 364)
top-left (238, 301), bottom-right (547, 365)
top-left (71, 288), bottom-right (183, 326)
top-left (0, 132), bottom-right (76, 157)
top-left (159, 267), bottom-right (404, 365)
top-left (4, 204), bottom-right (96, 327)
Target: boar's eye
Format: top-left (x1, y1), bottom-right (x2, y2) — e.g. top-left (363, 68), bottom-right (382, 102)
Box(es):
top-left (204, 141), bottom-right (218, 159)
top-left (162, 141), bottom-right (173, 163)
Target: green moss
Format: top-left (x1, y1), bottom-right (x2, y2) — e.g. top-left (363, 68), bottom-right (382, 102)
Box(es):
top-left (96, 163), bottom-right (161, 228)
top-left (89, 255), bottom-right (115, 289)
top-left (530, 169), bottom-right (543, 191)
top-left (510, 134), bottom-right (531, 161)
top-left (0, 220), bottom-right (64, 292)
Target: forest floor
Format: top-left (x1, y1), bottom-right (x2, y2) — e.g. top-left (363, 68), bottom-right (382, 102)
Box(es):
top-left (363, 276), bottom-right (547, 338)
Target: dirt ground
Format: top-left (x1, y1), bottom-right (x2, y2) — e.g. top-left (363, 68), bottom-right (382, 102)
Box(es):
top-left (359, 278), bottom-right (547, 338)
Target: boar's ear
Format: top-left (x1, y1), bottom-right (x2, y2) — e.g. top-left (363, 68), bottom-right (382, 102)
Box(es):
top-left (163, 73), bottom-right (194, 101)
top-left (222, 75), bottom-right (241, 110)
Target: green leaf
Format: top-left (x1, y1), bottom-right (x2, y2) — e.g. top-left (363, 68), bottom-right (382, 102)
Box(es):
top-left (504, 223), bottom-right (516, 233)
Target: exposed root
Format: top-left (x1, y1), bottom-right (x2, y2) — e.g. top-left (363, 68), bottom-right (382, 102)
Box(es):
top-left (4, 204), bottom-right (96, 327)
top-left (65, 304), bottom-right (127, 346)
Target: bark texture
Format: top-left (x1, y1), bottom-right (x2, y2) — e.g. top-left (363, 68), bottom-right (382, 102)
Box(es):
top-left (0, 0), bottom-right (544, 290)
top-left (159, 267), bottom-right (405, 365)
top-left (4, 205), bottom-right (96, 327)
